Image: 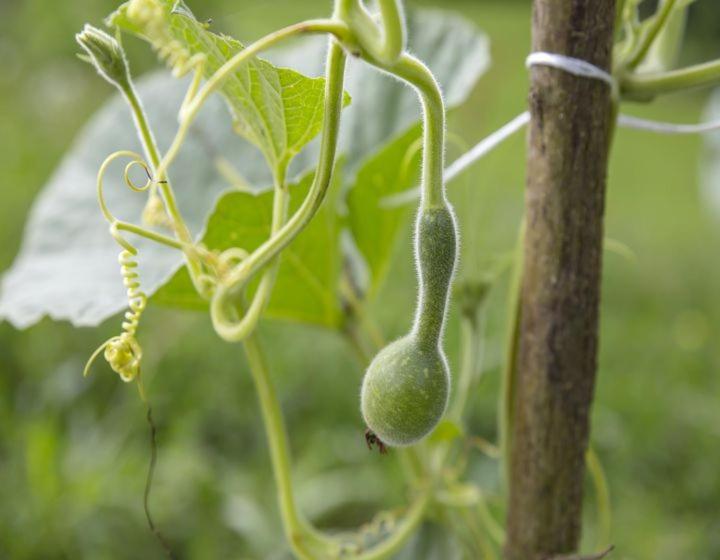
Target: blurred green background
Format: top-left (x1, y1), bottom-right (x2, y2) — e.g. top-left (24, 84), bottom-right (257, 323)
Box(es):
top-left (1, 1), bottom-right (719, 558)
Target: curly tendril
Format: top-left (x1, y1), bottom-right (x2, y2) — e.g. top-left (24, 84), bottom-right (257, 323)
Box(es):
top-left (84, 151), bottom-right (165, 382)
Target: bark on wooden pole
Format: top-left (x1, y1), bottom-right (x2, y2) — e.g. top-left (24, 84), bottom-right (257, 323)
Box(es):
top-left (504, 1), bottom-right (616, 559)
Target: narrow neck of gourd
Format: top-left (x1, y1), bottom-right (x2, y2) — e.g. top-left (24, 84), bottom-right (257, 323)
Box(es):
top-left (387, 55), bottom-right (446, 209)
top-left (414, 290), bottom-right (448, 349)
top-left (418, 87), bottom-right (445, 210)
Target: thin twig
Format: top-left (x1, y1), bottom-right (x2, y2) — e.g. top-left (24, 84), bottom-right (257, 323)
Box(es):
top-left (144, 405), bottom-right (175, 559)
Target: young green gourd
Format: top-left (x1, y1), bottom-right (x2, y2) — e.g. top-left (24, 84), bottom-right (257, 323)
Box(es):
top-left (361, 203), bottom-right (457, 447)
top-left (359, 52), bottom-right (456, 448)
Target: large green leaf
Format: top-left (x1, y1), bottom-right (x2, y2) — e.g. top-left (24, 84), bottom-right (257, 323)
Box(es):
top-left (154, 165), bottom-right (344, 327)
top-left (0, 8), bottom-right (489, 330)
top-left (346, 125), bottom-right (422, 295)
top-left (109, 0), bottom-right (349, 176)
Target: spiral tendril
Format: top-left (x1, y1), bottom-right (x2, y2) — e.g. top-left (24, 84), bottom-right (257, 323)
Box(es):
top-left (84, 151), bottom-right (159, 382)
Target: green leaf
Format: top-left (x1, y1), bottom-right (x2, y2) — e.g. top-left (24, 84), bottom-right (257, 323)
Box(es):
top-left (0, 9), bottom-right (488, 329)
top-left (346, 126), bottom-right (422, 296)
top-left (109, 0), bottom-right (350, 176)
top-left (154, 164), bottom-right (344, 327)
top-left (427, 418), bottom-right (464, 445)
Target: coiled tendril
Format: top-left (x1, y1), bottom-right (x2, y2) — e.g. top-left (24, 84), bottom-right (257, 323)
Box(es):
top-left (84, 151), bottom-right (158, 383)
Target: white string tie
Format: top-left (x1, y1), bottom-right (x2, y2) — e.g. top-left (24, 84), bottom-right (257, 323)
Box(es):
top-left (525, 52), bottom-right (615, 89)
top-left (379, 52), bottom-right (720, 208)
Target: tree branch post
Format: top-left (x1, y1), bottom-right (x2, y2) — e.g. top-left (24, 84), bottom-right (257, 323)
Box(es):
top-left (505, 1), bottom-right (616, 559)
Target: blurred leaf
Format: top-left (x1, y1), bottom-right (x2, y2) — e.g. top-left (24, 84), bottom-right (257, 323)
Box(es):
top-left (427, 418), bottom-right (464, 445)
top-left (347, 126), bottom-right (421, 295)
top-left (636, 0), bottom-right (689, 73)
top-left (0, 71), bottom-right (250, 329)
top-left (436, 482), bottom-right (481, 508)
top-left (154, 164), bottom-right (344, 327)
top-left (0, 9), bottom-right (488, 329)
top-left (395, 520), bottom-right (462, 560)
top-left (109, 0), bottom-right (350, 176)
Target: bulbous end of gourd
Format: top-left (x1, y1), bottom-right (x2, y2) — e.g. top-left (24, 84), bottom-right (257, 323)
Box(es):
top-left (360, 335), bottom-right (449, 447)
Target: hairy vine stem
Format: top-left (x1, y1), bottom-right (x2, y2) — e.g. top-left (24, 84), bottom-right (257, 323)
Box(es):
top-left (153, 19), bottom-right (350, 184)
top-left (211, 38), bottom-right (348, 341)
top-left (242, 329), bottom-right (432, 560)
top-left (116, 63), bottom-right (209, 297)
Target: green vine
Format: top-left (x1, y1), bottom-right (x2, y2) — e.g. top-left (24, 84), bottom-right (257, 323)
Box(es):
top-left (74, 0), bottom-right (720, 557)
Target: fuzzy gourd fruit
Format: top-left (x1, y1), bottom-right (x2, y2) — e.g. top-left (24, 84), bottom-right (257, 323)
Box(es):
top-left (361, 205), bottom-right (457, 447)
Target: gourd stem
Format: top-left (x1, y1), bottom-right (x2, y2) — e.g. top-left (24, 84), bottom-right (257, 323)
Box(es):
top-left (377, 54), bottom-right (446, 210)
top-left (362, 54), bottom-right (449, 347)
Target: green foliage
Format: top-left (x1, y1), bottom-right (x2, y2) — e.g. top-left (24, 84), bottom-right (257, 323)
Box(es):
top-left (155, 165), bottom-right (345, 327)
top-left (109, 0), bottom-right (350, 177)
top-left (1, 1), bottom-right (720, 559)
top-left (0, 8), bottom-right (489, 331)
top-left (0, 71), bottom-right (237, 328)
top-left (347, 125), bottom-right (421, 295)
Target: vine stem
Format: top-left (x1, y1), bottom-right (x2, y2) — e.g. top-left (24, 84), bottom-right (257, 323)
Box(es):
top-left (372, 53), bottom-right (446, 209)
top-left (213, 39), bottom-right (349, 336)
top-left (212, 173), bottom-right (289, 341)
top-left (118, 80), bottom-right (207, 295)
top-left (241, 334), bottom-right (329, 559)
top-left (344, 0), bottom-right (405, 64)
top-left (450, 307), bottom-right (486, 422)
top-left (153, 18), bottom-right (349, 185)
top-left (621, 57), bottom-right (720, 97)
top-left (586, 447), bottom-right (612, 549)
top-left (242, 329), bottom-right (431, 560)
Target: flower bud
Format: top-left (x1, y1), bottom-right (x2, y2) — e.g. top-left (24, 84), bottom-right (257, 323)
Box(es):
top-left (76, 24), bottom-right (130, 89)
